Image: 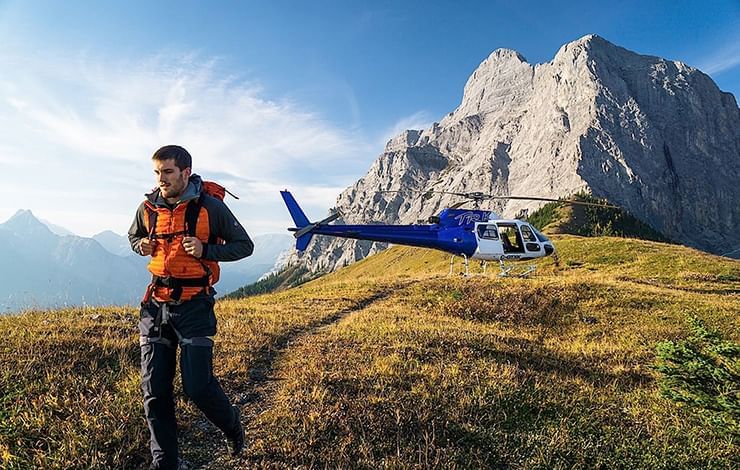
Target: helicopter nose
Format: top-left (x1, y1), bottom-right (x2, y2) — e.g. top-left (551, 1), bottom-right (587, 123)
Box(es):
top-left (544, 244), bottom-right (554, 255)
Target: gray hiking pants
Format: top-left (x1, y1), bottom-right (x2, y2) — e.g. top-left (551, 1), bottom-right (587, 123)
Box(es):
top-left (139, 297), bottom-right (237, 469)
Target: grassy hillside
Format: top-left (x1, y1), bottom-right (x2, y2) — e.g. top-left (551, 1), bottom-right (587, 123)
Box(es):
top-left (1, 236), bottom-right (738, 468)
top-left (527, 195), bottom-right (670, 243)
top-left (224, 263), bottom-right (318, 298)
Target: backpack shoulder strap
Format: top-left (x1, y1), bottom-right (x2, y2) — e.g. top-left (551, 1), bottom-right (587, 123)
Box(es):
top-left (143, 202), bottom-right (158, 239)
top-left (185, 194), bottom-right (214, 293)
top-left (185, 194), bottom-right (204, 237)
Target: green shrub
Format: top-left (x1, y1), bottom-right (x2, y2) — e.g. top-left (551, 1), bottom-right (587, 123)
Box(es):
top-left (654, 315), bottom-right (739, 437)
top-left (526, 201), bottom-right (560, 231)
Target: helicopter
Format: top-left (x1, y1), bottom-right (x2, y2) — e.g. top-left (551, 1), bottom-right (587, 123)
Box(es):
top-left (280, 189), bottom-right (617, 276)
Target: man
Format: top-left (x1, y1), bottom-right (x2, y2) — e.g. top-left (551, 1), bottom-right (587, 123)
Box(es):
top-left (129, 145), bottom-right (254, 470)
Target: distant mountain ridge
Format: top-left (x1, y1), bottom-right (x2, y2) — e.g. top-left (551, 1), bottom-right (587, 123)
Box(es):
top-left (218, 233), bottom-right (293, 295)
top-left (0, 210), bottom-right (146, 312)
top-left (293, 34), bottom-right (740, 273)
top-left (93, 230), bottom-right (133, 257)
top-left (0, 210), bottom-right (292, 313)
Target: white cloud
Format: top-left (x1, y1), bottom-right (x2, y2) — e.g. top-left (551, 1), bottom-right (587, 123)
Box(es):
top-left (0, 51), bottom-right (379, 237)
top-left (695, 31), bottom-right (740, 75)
top-left (699, 48), bottom-right (740, 75)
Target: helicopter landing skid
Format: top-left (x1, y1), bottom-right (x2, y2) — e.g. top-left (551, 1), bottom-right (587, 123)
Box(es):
top-left (448, 256), bottom-right (536, 278)
top-left (498, 260), bottom-right (537, 278)
top-left (449, 254), bottom-right (471, 277)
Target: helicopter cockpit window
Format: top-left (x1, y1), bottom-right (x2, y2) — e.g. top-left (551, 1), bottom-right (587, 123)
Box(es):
top-left (520, 225), bottom-right (537, 242)
top-left (477, 224), bottom-right (499, 240)
top-left (532, 227), bottom-right (549, 243)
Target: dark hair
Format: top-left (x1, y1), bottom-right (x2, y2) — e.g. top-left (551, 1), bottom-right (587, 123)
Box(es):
top-left (151, 145), bottom-right (192, 171)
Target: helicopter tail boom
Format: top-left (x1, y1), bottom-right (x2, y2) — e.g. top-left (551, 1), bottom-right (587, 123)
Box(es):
top-left (282, 190), bottom-right (342, 251)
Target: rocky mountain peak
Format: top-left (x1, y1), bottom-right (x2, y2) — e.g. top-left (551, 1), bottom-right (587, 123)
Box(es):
top-left (6, 208), bottom-right (37, 222)
top-left (453, 48), bottom-right (534, 120)
top-left (476, 48), bottom-right (528, 72)
top-left (384, 129), bottom-right (422, 153)
top-left (293, 35), bottom-right (740, 273)
top-left (2, 209), bottom-right (52, 235)
top-left (556, 34), bottom-right (613, 55)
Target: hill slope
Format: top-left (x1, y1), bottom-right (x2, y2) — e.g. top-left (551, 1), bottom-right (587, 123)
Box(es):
top-left (1, 236), bottom-right (738, 468)
top-left (525, 195), bottom-right (672, 245)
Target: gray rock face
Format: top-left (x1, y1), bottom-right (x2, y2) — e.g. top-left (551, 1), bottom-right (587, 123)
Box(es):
top-left (293, 34), bottom-right (740, 272)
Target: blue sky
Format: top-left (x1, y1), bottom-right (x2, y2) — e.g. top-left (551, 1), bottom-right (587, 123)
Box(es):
top-left (0, 0), bottom-right (738, 237)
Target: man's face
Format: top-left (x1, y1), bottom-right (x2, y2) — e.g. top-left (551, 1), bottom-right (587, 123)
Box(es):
top-left (153, 159), bottom-right (191, 200)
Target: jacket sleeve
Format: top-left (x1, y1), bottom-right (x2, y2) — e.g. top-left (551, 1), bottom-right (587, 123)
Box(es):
top-left (128, 202), bottom-right (148, 255)
top-left (201, 199), bottom-right (254, 262)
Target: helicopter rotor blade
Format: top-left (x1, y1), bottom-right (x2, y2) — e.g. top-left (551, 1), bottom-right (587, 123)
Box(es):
top-left (379, 189), bottom-right (434, 196)
top-left (486, 195), bottom-right (619, 209)
top-left (379, 189), bottom-right (618, 209)
top-left (380, 189), bottom-right (488, 201)
top-left (379, 189), bottom-right (444, 201)
top-left (378, 189), bottom-right (429, 193)
top-left (425, 190), bottom-right (483, 198)
top-left (429, 191), bottom-right (618, 208)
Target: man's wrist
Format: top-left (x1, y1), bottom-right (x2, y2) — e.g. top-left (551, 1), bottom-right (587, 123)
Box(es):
top-left (201, 243), bottom-right (209, 259)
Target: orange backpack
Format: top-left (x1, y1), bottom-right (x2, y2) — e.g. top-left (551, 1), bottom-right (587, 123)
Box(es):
top-left (201, 181), bottom-right (239, 202)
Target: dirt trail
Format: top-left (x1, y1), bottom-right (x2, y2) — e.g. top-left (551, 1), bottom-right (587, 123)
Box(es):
top-left (178, 285), bottom-right (403, 469)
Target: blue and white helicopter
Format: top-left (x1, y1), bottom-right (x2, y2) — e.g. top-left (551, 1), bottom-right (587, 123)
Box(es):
top-left (281, 189), bottom-right (616, 276)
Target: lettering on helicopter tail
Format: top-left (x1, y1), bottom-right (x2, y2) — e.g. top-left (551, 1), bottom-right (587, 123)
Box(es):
top-left (453, 211), bottom-right (491, 226)
top-left (504, 254), bottom-right (522, 260)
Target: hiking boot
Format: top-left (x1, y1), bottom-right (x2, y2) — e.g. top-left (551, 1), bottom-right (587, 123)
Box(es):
top-left (226, 405), bottom-right (245, 457)
top-left (148, 459), bottom-right (188, 470)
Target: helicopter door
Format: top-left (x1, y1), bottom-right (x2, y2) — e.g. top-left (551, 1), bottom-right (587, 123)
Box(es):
top-left (496, 223), bottom-right (525, 254)
top-left (473, 223), bottom-right (503, 260)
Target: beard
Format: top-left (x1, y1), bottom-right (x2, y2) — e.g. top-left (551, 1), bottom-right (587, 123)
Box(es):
top-left (161, 178), bottom-right (187, 199)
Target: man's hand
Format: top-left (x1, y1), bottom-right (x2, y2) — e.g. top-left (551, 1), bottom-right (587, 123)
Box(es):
top-left (139, 238), bottom-right (157, 256)
top-left (182, 236), bottom-right (203, 258)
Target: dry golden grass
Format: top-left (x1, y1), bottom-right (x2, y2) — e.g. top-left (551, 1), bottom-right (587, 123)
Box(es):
top-left (0, 306), bottom-right (144, 468)
top-left (248, 279), bottom-right (738, 467)
top-left (1, 235), bottom-right (738, 468)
